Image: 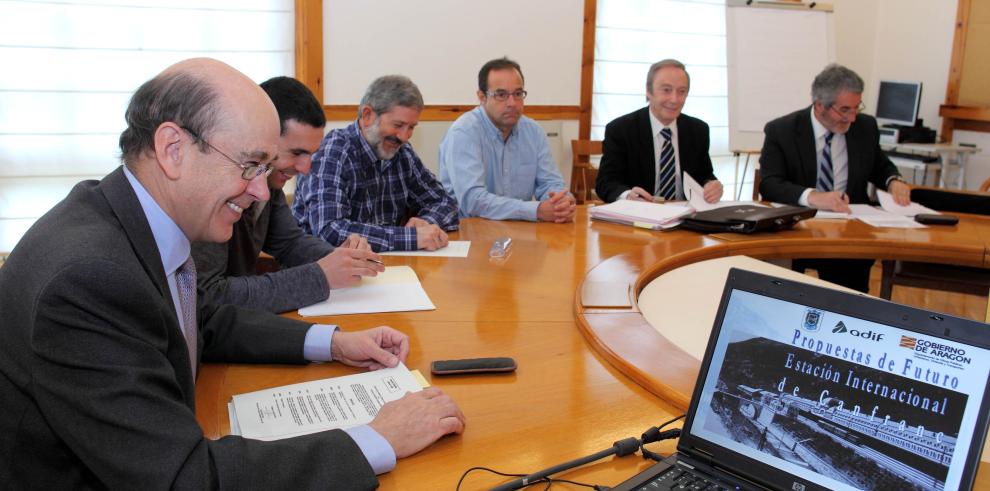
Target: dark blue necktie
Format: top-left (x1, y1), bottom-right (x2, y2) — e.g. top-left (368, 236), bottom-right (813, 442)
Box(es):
top-left (655, 128), bottom-right (676, 200)
top-left (817, 131), bottom-right (835, 192)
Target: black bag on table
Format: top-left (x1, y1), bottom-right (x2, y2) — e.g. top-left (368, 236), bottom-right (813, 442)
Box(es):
top-left (680, 205), bottom-right (817, 234)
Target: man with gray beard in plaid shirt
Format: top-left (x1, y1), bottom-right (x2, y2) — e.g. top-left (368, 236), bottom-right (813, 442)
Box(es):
top-left (292, 75), bottom-right (459, 252)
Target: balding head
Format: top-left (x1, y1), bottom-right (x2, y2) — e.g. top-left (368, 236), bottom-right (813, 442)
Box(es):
top-left (120, 58), bottom-right (278, 166)
top-left (118, 58), bottom-right (280, 243)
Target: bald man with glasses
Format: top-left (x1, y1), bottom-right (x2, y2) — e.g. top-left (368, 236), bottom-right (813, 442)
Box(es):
top-left (438, 57), bottom-right (575, 222)
top-left (759, 63), bottom-right (911, 293)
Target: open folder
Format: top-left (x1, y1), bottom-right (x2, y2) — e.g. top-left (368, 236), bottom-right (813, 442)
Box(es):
top-left (298, 265), bottom-right (435, 316)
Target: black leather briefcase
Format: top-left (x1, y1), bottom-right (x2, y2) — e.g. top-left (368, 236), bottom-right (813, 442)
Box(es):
top-left (681, 205), bottom-right (817, 234)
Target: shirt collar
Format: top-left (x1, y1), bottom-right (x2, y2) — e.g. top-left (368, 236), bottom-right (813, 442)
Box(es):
top-left (810, 106), bottom-right (830, 140)
top-left (648, 109), bottom-right (678, 139)
top-left (122, 165), bottom-right (190, 276)
top-left (475, 105), bottom-right (516, 141)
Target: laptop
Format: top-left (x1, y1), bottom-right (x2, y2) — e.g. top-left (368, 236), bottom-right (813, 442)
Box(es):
top-left (614, 268), bottom-right (990, 491)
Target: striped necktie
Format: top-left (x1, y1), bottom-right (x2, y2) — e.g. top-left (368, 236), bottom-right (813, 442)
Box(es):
top-left (176, 256), bottom-right (198, 380)
top-left (817, 131), bottom-right (835, 192)
top-left (655, 127), bottom-right (676, 200)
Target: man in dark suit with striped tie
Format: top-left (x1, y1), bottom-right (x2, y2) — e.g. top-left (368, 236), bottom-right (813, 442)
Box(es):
top-left (759, 63), bottom-right (911, 292)
top-left (596, 59), bottom-right (723, 204)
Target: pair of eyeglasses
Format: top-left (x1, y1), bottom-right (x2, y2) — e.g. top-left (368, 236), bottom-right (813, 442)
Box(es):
top-left (829, 101), bottom-right (866, 118)
top-left (180, 126), bottom-right (272, 180)
top-left (486, 89), bottom-right (528, 102)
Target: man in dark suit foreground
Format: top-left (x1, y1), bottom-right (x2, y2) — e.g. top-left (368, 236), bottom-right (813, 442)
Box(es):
top-left (596, 58), bottom-right (723, 203)
top-left (0, 58), bottom-right (464, 489)
top-left (759, 63), bottom-right (911, 292)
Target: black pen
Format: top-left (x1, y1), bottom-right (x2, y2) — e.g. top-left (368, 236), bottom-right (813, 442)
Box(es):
top-left (367, 258), bottom-right (384, 266)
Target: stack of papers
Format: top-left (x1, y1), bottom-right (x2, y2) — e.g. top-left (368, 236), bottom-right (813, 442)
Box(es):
top-left (801, 190), bottom-right (937, 228)
top-left (589, 200), bottom-right (693, 230)
top-left (228, 364), bottom-right (423, 441)
top-left (298, 265), bottom-right (435, 316)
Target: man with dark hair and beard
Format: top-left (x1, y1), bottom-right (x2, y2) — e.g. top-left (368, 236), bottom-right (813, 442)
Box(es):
top-left (292, 75), bottom-right (459, 252)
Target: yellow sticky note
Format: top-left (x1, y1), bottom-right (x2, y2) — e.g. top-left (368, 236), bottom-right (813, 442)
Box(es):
top-left (411, 369), bottom-right (430, 388)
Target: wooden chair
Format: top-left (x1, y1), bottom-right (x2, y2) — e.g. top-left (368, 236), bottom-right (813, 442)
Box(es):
top-left (569, 139), bottom-right (603, 204)
top-left (980, 176), bottom-right (990, 192)
top-left (879, 187), bottom-right (990, 300)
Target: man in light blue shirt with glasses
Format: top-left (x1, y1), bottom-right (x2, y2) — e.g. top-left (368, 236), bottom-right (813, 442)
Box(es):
top-left (439, 57), bottom-right (576, 222)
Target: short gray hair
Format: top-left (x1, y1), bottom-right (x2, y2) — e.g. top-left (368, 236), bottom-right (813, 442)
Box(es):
top-left (119, 71), bottom-right (221, 165)
top-left (358, 75), bottom-right (424, 118)
top-left (811, 63), bottom-right (864, 108)
top-left (646, 59), bottom-right (691, 95)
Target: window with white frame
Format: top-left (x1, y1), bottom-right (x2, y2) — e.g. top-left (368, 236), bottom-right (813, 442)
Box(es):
top-left (0, 0), bottom-right (295, 251)
top-left (592, 0), bottom-right (740, 195)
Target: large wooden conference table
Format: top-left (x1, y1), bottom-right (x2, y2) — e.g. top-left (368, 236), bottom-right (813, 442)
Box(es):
top-left (195, 206), bottom-right (990, 490)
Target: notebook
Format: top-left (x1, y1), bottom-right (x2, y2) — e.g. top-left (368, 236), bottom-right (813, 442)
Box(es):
top-left (614, 268), bottom-right (990, 491)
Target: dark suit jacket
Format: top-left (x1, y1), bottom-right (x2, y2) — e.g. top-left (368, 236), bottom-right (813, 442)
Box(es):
top-left (193, 187), bottom-right (334, 314)
top-left (0, 167), bottom-right (378, 490)
top-left (759, 106), bottom-right (900, 205)
top-left (595, 107), bottom-right (717, 203)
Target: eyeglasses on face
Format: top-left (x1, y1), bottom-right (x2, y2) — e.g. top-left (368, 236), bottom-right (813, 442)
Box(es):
top-left (180, 126), bottom-right (273, 180)
top-left (828, 101), bottom-right (866, 118)
top-left (485, 89), bottom-right (528, 102)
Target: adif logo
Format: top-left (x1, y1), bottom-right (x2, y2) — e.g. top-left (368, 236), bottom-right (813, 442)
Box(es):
top-left (832, 321), bottom-right (885, 342)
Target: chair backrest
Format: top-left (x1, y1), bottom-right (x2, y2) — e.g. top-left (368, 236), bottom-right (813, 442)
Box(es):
top-left (980, 176), bottom-right (990, 192)
top-left (570, 139), bottom-right (603, 204)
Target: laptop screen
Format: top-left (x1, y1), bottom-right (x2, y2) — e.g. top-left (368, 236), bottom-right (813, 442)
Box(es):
top-left (684, 276), bottom-right (990, 491)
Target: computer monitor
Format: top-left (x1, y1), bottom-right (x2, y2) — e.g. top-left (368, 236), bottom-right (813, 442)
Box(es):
top-left (875, 80), bottom-right (923, 127)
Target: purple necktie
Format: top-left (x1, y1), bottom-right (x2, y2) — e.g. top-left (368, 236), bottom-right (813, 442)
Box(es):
top-left (176, 256), bottom-right (198, 380)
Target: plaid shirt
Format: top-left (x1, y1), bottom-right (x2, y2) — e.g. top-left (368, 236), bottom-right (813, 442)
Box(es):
top-left (292, 121), bottom-right (459, 252)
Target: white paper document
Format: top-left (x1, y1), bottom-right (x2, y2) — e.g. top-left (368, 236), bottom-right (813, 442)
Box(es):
top-left (876, 189), bottom-right (936, 217)
top-left (298, 265), bottom-right (435, 316)
top-left (684, 173), bottom-right (762, 212)
top-left (589, 200), bottom-right (692, 229)
top-left (811, 211), bottom-right (851, 219)
top-left (809, 204), bottom-right (890, 220)
top-left (229, 363), bottom-right (422, 441)
top-left (858, 214), bottom-right (927, 229)
top-left (379, 240), bottom-right (471, 257)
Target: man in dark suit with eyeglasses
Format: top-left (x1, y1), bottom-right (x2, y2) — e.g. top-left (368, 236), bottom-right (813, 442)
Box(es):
top-left (759, 63), bottom-right (911, 292)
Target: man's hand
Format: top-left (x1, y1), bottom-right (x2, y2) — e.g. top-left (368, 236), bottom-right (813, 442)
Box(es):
top-left (807, 190), bottom-right (851, 213)
top-left (888, 179), bottom-right (911, 206)
top-left (702, 180), bottom-right (724, 203)
top-left (404, 217), bottom-right (431, 229)
top-left (414, 223), bottom-right (448, 251)
top-left (317, 247), bottom-right (384, 289)
top-left (536, 191), bottom-right (576, 223)
top-left (624, 186), bottom-right (654, 202)
top-left (369, 388), bottom-right (466, 459)
top-left (331, 326), bottom-right (409, 370)
top-left (340, 233), bottom-right (372, 251)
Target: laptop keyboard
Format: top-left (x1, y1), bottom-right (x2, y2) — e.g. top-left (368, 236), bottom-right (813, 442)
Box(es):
top-left (636, 466), bottom-right (733, 490)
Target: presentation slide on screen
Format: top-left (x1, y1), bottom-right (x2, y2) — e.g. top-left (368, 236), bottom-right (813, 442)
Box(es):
top-left (690, 290), bottom-right (990, 491)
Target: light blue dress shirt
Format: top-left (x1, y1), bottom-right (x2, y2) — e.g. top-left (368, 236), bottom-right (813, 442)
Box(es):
top-left (438, 106), bottom-right (567, 221)
top-left (122, 166), bottom-right (395, 474)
